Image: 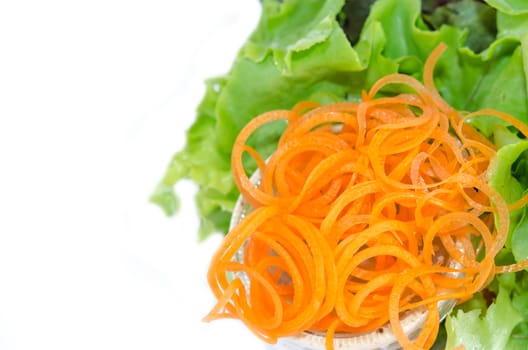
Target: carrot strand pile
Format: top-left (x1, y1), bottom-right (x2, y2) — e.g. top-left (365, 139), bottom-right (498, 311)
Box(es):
top-left (203, 43), bottom-right (524, 349)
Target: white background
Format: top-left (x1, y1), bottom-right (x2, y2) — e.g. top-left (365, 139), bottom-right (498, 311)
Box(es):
top-left (0, 1), bottom-right (267, 349)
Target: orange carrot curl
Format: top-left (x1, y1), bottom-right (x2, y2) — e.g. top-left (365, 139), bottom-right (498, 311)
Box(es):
top-left (203, 43), bottom-right (524, 350)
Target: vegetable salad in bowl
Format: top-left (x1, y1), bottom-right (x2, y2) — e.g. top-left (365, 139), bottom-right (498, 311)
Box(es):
top-left (153, 0), bottom-right (528, 349)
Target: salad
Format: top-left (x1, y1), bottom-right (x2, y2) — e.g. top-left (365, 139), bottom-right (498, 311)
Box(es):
top-left (153, 0), bottom-right (528, 348)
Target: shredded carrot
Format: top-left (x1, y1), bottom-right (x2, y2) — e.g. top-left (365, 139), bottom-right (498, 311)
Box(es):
top-left (203, 42), bottom-right (526, 350)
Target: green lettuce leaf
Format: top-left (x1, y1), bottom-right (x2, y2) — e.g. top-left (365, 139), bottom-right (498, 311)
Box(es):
top-left (445, 284), bottom-right (522, 349)
top-left (505, 272), bottom-right (528, 348)
top-left (488, 139), bottom-right (528, 205)
top-left (424, 0), bottom-right (497, 53)
top-left (485, 0), bottom-right (528, 14)
top-left (488, 129), bottom-right (528, 260)
top-left (489, 272), bottom-right (528, 349)
top-left (150, 77), bottom-right (238, 239)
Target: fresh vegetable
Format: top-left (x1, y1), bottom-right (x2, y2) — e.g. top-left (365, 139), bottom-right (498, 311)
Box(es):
top-left (153, 0), bottom-right (528, 348)
top-left (152, 0), bottom-right (528, 240)
top-left (445, 284), bottom-right (521, 350)
top-left (202, 43), bottom-right (525, 350)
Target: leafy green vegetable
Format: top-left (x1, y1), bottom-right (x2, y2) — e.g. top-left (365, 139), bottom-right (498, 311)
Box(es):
top-left (150, 76), bottom-right (238, 239)
top-left (488, 132), bottom-right (528, 258)
top-left (446, 271), bottom-right (528, 349)
top-left (504, 272), bottom-right (528, 348)
top-left (423, 0), bottom-right (497, 53)
top-left (338, 0), bottom-right (378, 45)
top-left (488, 139), bottom-right (527, 205)
top-left (445, 284), bottom-right (522, 349)
top-left (486, 0), bottom-right (528, 14)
